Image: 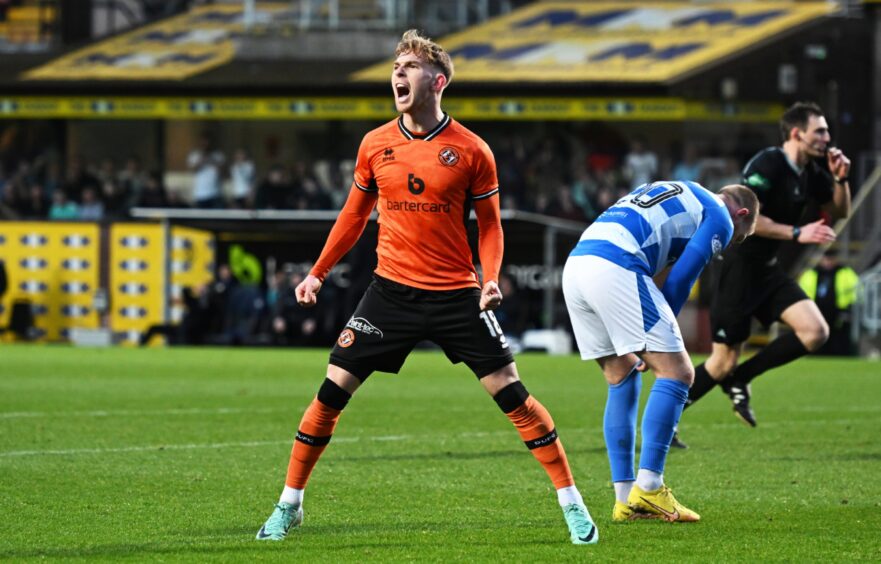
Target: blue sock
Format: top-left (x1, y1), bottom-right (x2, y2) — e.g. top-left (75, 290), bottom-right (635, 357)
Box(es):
top-left (639, 378), bottom-right (690, 475)
top-left (603, 367), bottom-right (642, 483)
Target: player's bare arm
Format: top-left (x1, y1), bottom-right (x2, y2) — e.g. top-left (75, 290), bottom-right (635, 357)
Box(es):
top-left (753, 215), bottom-right (835, 244)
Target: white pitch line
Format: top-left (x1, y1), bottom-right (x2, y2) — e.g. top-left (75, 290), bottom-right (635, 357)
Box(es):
top-left (0, 407), bottom-right (286, 419)
top-left (0, 434), bottom-right (414, 458)
top-left (3, 416), bottom-right (878, 459)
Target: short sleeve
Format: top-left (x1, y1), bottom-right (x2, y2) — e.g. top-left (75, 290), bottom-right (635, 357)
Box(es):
top-left (470, 140), bottom-right (499, 200)
top-left (353, 136), bottom-right (377, 193)
top-left (742, 152), bottom-right (776, 205)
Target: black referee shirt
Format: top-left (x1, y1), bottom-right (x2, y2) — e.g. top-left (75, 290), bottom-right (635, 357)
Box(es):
top-left (731, 147), bottom-right (834, 263)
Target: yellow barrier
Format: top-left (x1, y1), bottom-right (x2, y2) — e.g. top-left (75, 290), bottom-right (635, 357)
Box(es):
top-left (0, 96), bottom-right (784, 122)
top-left (0, 222), bottom-right (100, 341)
top-left (0, 221), bottom-right (214, 343)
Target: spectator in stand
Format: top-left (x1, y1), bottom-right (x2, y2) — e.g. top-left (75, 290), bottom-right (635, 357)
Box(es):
top-left (672, 144), bottom-right (702, 182)
top-left (798, 251), bottom-right (859, 356)
top-left (101, 179), bottom-right (129, 218)
top-left (43, 160), bottom-right (62, 198)
top-left (623, 137), bottom-right (658, 190)
top-left (570, 168), bottom-right (600, 221)
top-left (548, 185), bottom-right (588, 223)
top-left (586, 145), bottom-right (617, 176)
top-left (62, 156), bottom-right (98, 203)
top-left (137, 171), bottom-right (170, 207)
top-left (78, 186), bottom-right (105, 220)
top-left (0, 180), bottom-right (20, 218)
top-left (207, 264), bottom-right (237, 336)
top-left (48, 190), bottom-right (79, 220)
top-left (20, 182), bottom-right (49, 219)
top-left (268, 271), bottom-right (320, 346)
top-left (701, 157), bottom-right (742, 192)
top-left (118, 156), bottom-right (149, 207)
top-left (494, 273), bottom-right (529, 339)
top-left (229, 149), bottom-right (255, 208)
top-left (255, 165), bottom-right (293, 209)
top-left (495, 137), bottom-right (528, 207)
top-left (532, 192), bottom-right (551, 215)
top-left (297, 176), bottom-right (332, 210)
top-left (166, 188), bottom-right (190, 208)
top-left (187, 133), bottom-right (225, 208)
top-left (139, 285), bottom-right (213, 346)
top-left (95, 158), bottom-right (116, 186)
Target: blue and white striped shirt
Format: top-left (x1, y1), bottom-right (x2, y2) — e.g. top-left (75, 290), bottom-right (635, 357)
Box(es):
top-left (570, 180), bottom-right (733, 315)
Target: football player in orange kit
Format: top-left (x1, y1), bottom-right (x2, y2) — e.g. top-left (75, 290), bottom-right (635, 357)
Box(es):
top-left (256, 30), bottom-right (598, 545)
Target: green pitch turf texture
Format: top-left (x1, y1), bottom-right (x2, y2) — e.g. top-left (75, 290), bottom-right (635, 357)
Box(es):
top-left (1, 346), bottom-right (879, 562)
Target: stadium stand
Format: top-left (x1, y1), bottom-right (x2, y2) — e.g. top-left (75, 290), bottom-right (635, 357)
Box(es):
top-left (0, 0), bottom-right (56, 49)
top-left (1, 0), bottom-right (880, 349)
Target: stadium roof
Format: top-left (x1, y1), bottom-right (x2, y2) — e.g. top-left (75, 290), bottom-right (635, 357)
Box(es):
top-left (354, 1), bottom-right (838, 84)
top-left (1, 1), bottom-right (839, 93)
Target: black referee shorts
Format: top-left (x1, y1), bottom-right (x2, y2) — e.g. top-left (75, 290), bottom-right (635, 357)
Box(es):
top-left (709, 253), bottom-right (809, 345)
top-left (329, 275), bottom-right (515, 381)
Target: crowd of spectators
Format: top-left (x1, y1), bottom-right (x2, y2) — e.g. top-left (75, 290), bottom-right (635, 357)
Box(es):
top-left (0, 131), bottom-right (752, 223)
top-left (140, 262), bottom-right (353, 348)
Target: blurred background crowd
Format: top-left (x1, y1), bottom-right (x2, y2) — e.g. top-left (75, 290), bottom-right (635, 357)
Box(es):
top-left (0, 129), bottom-right (752, 223)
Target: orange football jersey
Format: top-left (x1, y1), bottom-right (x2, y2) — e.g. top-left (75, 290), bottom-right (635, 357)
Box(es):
top-left (353, 114), bottom-right (500, 290)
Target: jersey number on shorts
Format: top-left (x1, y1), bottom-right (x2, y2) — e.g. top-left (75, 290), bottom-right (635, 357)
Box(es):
top-left (630, 182), bottom-right (683, 208)
top-left (479, 310), bottom-right (509, 349)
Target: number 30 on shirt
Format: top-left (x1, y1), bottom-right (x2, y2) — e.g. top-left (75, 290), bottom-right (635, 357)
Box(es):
top-left (630, 182), bottom-right (683, 208)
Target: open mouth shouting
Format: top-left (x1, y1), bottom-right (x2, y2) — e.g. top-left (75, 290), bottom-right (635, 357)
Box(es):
top-left (394, 82), bottom-right (411, 105)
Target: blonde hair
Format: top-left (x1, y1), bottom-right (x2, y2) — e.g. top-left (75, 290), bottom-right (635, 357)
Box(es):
top-left (719, 184), bottom-right (759, 233)
top-left (395, 29), bottom-right (454, 81)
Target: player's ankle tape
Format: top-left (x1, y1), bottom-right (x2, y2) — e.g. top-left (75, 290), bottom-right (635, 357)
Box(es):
top-left (317, 378), bottom-right (351, 410)
top-left (493, 381), bottom-right (529, 413)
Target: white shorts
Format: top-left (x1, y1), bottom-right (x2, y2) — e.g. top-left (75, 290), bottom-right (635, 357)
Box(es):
top-left (562, 255), bottom-right (684, 360)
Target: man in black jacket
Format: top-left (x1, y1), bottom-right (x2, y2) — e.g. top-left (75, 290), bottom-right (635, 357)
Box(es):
top-left (677, 102), bottom-right (852, 444)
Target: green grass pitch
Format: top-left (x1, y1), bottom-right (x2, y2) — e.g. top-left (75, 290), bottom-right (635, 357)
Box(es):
top-left (1, 345), bottom-right (879, 562)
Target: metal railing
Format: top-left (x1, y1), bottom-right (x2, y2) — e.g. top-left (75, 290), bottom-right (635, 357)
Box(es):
top-left (237, 0), bottom-right (518, 34)
top-left (130, 206), bottom-right (585, 329)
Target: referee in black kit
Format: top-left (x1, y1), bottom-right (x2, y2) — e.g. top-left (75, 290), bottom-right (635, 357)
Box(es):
top-left (675, 102), bottom-right (852, 446)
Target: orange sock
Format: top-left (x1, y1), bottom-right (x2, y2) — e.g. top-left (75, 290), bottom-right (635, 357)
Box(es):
top-left (498, 387), bottom-right (574, 489)
top-left (285, 393), bottom-right (345, 489)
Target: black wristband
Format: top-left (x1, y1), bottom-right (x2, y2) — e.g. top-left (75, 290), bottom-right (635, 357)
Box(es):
top-left (792, 226), bottom-right (801, 241)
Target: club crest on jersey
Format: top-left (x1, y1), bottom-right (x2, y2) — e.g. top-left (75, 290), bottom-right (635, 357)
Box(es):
top-left (711, 234), bottom-right (723, 255)
top-left (438, 147), bottom-right (459, 167)
top-left (346, 317), bottom-right (384, 339)
top-left (338, 329), bottom-right (355, 348)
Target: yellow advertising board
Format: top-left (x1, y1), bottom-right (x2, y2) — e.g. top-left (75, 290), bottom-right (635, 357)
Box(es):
top-left (0, 95), bottom-right (784, 122)
top-left (24, 3), bottom-right (290, 81)
top-left (109, 223), bottom-right (166, 344)
top-left (0, 221), bottom-right (214, 343)
top-left (0, 222), bottom-right (100, 341)
top-left (354, 2), bottom-right (835, 83)
top-left (169, 226), bottom-right (215, 324)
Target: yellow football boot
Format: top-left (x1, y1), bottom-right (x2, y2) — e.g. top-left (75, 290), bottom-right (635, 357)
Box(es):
top-left (626, 484), bottom-right (700, 522)
top-left (613, 500), bottom-right (663, 522)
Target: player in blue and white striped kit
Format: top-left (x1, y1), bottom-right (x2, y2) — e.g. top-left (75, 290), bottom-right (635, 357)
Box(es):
top-left (562, 181), bottom-right (757, 523)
